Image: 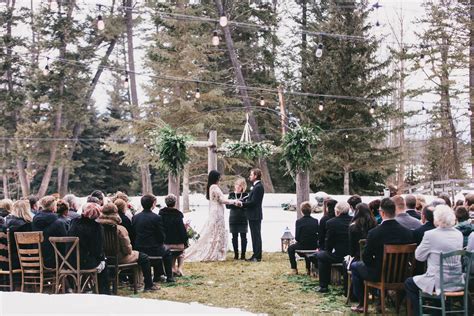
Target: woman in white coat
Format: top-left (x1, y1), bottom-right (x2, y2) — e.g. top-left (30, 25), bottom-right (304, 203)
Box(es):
top-left (404, 205), bottom-right (464, 315)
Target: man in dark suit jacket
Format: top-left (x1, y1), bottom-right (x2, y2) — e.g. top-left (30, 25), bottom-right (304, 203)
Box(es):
top-left (287, 201), bottom-right (318, 274)
top-left (350, 197), bottom-right (413, 312)
top-left (310, 201), bottom-right (352, 293)
top-left (405, 194), bottom-right (421, 220)
top-left (132, 194), bottom-right (175, 283)
top-left (240, 168), bottom-right (264, 262)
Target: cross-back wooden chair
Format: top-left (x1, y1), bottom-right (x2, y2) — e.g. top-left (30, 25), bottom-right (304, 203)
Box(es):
top-left (363, 243), bottom-right (417, 315)
top-left (0, 228), bottom-right (22, 291)
top-left (49, 236), bottom-right (99, 294)
top-left (346, 239), bottom-right (367, 304)
top-left (14, 231), bottom-right (56, 293)
top-left (102, 225), bottom-right (138, 294)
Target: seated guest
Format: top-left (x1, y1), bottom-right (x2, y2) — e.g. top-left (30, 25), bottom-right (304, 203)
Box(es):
top-left (159, 194), bottom-right (189, 277)
top-left (438, 192), bottom-right (452, 208)
top-left (113, 191), bottom-right (136, 217)
top-left (226, 178), bottom-right (249, 260)
top-left (114, 199), bottom-right (134, 245)
top-left (350, 198), bottom-right (413, 313)
top-left (56, 200), bottom-right (71, 232)
top-left (416, 195), bottom-right (426, 213)
top-left (310, 201), bottom-right (352, 293)
top-left (319, 199), bottom-right (337, 251)
top-left (90, 190), bottom-right (105, 206)
top-left (87, 196), bottom-right (101, 205)
top-left (368, 199), bottom-right (382, 224)
top-left (413, 205), bottom-right (435, 245)
top-left (454, 206), bottom-right (473, 247)
top-left (32, 195), bottom-right (67, 268)
top-left (6, 200), bottom-right (33, 231)
top-left (287, 201), bottom-right (318, 275)
top-left (63, 194), bottom-right (81, 220)
top-left (0, 199), bottom-right (13, 226)
top-left (455, 199), bottom-right (464, 208)
top-left (68, 203), bottom-right (109, 294)
top-left (392, 195), bottom-right (422, 230)
top-left (28, 195), bottom-right (40, 215)
top-left (349, 203), bottom-right (377, 262)
top-left (405, 194), bottom-right (421, 220)
top-left (464, 193), bottom-right (474, 208)
top-left (97, 203), bottom-right (157, 292)
top-left (405, 205), bottom-right (464, 315)
top-left (348, 195), bottom-right (362, 216)
top-left (132, 194), bottom-right (175, 283)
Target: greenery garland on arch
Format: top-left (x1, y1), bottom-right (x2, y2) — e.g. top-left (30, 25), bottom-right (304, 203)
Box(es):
top-left (281, 126), bottom-right (319, 174)
top-left (221, 139), bottom-right (278, 161)
top-left (149, 126), bottom-right (192, 176)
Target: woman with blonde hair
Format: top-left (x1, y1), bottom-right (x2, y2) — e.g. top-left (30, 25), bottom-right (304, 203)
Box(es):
top-left (6, 200), bottom-right (33, 230)
top-left (227, 178), bottom-right (249, 260)
top-left (0, 199), bottom-right (13, 226)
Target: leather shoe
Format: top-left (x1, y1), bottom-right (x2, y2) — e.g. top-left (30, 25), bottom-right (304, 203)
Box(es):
top-left (314, 286), bottom-right (329, 293)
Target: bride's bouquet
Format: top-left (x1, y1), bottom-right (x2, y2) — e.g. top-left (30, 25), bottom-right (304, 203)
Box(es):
top-left (185, 220), bottom-right (200, 241)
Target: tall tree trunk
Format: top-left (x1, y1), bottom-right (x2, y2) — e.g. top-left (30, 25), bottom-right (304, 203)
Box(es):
top-left (2, 174), bottom-right (8, 199)
top-left (343, 166), bottom-right (350, 195)
top-left (296, 170), bottom-right (309, 219)
top-left (16, 159), bottom-right (30, 196)
top-left (470, 0), bottom-right (474, 177)
top-left (37, 1), bottom-right (75, 197)
top-left (125, 0), bottom-right (152, 194)
top-left (214, 0), bottom-right (274, 192)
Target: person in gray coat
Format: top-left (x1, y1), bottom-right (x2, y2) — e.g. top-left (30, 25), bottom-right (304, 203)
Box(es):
top-left (392, 195), bottom-right (422, 230)
top-left (405, 205), bottom-right (464, 315)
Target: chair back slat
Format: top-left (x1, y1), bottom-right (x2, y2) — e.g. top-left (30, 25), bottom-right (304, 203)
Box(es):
top-left (439, 250), bottom-right (467, 293)
top-left (381, 243), bottom-right (417, 284)
top-left (102, 225), bottom-right (120, 266)
top-left (14, 232), bottom-right (44, 275)
top-left (49, 236), bottom-right (80, 275)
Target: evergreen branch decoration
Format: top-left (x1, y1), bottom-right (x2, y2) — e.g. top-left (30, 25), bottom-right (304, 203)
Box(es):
top-left (149, 126), bottom-right (192, 176)
top-left (281, 126), bottom-right (319, 173)
top-left (221, 140), bottom-right (277, 161)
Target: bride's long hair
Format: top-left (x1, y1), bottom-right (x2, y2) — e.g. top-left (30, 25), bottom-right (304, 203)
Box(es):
top-left (206, 170), bottom-right (221, 200)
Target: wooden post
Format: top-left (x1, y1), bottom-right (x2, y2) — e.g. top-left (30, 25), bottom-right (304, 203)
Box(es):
top-left (430, 181), bottom-right (435, 196)
top-left (450, 181), bottom-right (455, 203)
top-left (296, 170), bottom-right (310, 219)
top-left (168, 173), bottom-right (180, 210)
top-left (208, 130), bottom-right (217, 173)
top-left (182, 163), bottom-right (190, 213)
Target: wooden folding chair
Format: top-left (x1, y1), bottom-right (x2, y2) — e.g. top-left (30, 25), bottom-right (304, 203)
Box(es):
top-left (102, 225), bottom-right (138, 294)
top-left (14, 231), bottom-right (56, 293)
top-left (346, 239), bottom-right (367, 304)
top-left (49, 236), bottom-right (99, 294)
top-left (363, 243), bottom-right (417, 315)
top-left (0, 228), bottom-right (22, 291)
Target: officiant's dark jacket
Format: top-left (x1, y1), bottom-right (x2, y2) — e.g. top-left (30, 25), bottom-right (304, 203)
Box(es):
top-left (242, 181), bottom-right (264, 221)
top-left (324, 213), bottom-right (352, 259)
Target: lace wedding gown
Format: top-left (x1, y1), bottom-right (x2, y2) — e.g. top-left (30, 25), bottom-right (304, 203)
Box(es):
top-left (185, 184), bottom-right (230, 262)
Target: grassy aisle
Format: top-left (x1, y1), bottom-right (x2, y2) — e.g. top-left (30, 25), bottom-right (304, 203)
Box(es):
top-left (125, 252), bottom-right (351, 314)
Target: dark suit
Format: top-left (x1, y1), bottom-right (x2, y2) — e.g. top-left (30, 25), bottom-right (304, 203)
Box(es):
top-left (406, 209), bottom-right (421, 220)
top-left (288, 215), bottom-right (318, 269)
top-left (242, 181), bottom-right (264, 260)
top-left (351, 219), bottom-right (413, 305)
top-left (309, 213), bottom-right (352, 288)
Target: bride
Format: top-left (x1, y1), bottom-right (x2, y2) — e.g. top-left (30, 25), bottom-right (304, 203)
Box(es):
top-left (185, 170), bottom-right (240, 262)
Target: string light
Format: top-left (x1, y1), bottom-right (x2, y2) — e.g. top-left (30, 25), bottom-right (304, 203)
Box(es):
top-left (315, 43), bottom-right (324, 58)
top-left (259, 95), bottom-right (265, 106)
top-left (369, 104), bottom-right (375, 115)
top-left (49, 0), bottom-right (58, 11)
top-left (195, 85), bottom-right (201, 99)
top-left (345, 134), bottom-right (349, 139)
top-left (212, 31), bottom-right (219, 46)
top-left (97, 15), bottom-right (105, 31)
top-left (219, 14), bottom-right (228, 27)
top-left (122, 71), bottom-right (129, 89)
top-left (373, 2), bottom-right (381, 27)
top-left (42, 57), bottom-right (50, 76)
top-left (318, 100), bottom-right (324, 111)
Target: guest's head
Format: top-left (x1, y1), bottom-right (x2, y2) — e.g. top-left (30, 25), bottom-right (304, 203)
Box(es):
top-left (114, 199), bottom-right (128, 215)
top-left (416, 195), bottom-right (426, 211)
top-left (0, 199), bottom-right (13, 214)
top-left (87, 196), bottom-right (101, 205)
top-left (352, 202), bottom-right (377, 232)
top-left (388, 184), bottom-right (398, 197)
top-left (206, 170), bottom-right (221, 200)
top-left (90, 190), bottom-right (105, 206)
top-left (165, 194), bottom-right (177, 208)
top-left (249, 168), bottom-right (262, 182)
top-left (438, 193), bottom-right (452, 208)
top-left (63, 194), bottom-right (78, 211)
top-left (421, 205), bottom-right (434, 224)
top-left (11, 200), bottom-right (33, 223)
top-left (347, 195), bottom-right (362, 211)
top-left (405, 195), bottom-right (417, 210)
top-left (368, 199), bottom-right (381, 218)
top-left (82, 202), bottom-right (101, 220)
top-left (434, 205), bottom-right (456, 228)
top-left (325, 199), bottom-right (338, 218)
top-left (430, 198), bottom-right (447, 208)
top-left (99, 203), bottom-right (121, 224)
top-left (300, 201), bottom-right (312, 216)
top-left (391, 195), bottom-right (405, 215)
top-left (455, 199), bottom-right (464, 207)
top-left (464, 193), bottom-right (474, 207)
top-left (233, 178), bottom-right (247, 194)
top-left (141, 194), bottom-right (156, 210)
top-left (380, 197), bottom-right (396, 219)
top-left (114, 191), bottom-right (129, 203)
top-left (335, 201), bottom-right (350, 216)
top-left (56, 200), bottom-right (69, 218)
top-left (40, 196), bottom-right (57, 213)
top-left (27, 195), bottom-right (39, 211)
top-left (455, 206), bottom-right (470, 223)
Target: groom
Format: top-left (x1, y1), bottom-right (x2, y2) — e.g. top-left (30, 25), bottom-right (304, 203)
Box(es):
top-left (238, 168), bottom-right (264, 262)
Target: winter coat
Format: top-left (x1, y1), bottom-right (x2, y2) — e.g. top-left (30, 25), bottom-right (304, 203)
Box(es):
top-left (158, 207), bottom-right (188, 246)
top-left (132, 209), bottom-right (165, 250)
top-left (31, 211), bottom-right (67, 268)
top-left (455, 220), bottom-right (474, 247)
top-left (68, 216), bottom-right (105, 270)
top-left (96, 214), bottom-right (139, 264)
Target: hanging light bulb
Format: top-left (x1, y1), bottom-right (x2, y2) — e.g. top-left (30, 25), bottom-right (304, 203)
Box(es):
top-left (43, 58), bottom-right (50, 76)
top-left (421, 102), bottom-right (426, 112)
top-left (122, 72), bottom-right (129, 89)
top-left (468, 109), bottom-right (473, 116)
top-left (97, 15), bottom-right (105, 30)
top-left (49, 0), bottom-right (58, 11)
top-left (345, 134), bottom-right (349, 139)
top-left (259, 96), bottom-right (265, 106)
top-left (219, 14), bottom-right (228, 27)
top-left (195, 87), bottom-right (201, 99)
top-left (315, 43), bottom-right (324, 58)
top-left (318, 100), bottom-right (324, 111)
top-left (212, 30), bottom-right (220, 46)
top-left (369, 105), bottom-right (375, 115)
top-left (64, 144), bottom-right (68, 148)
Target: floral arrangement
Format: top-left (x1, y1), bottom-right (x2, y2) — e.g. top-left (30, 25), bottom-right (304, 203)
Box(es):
top-left (221, 139), bottom-right (277, 160)
top-left (281, 126), bottom-right (320, 173)
top-left (185, 220), bottom-right (200, 241)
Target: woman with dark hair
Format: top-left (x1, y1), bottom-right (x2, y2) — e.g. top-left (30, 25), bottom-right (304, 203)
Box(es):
top-left (185, 170), bottom-right (240, 262)
top-left (368, 199), bottom-right (382, 224)
top-left (319, 199), bottom-right (337, 250)
top-left (349, 203), bottom-right (377, 261)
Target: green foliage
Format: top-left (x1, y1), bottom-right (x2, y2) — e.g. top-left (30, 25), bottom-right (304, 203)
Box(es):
top-left (281, 127), bottom-right (319, 174)
top-left (221, 140), bottom-right (276, 161)
top-left (150, 126), bottom-right (191, 176)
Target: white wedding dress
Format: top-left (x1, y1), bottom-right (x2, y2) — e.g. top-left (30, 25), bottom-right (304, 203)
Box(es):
top-left (185, 184), bottom-right (229, 262)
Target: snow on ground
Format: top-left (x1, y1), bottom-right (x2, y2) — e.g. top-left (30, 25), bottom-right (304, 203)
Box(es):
top-left (0, 292), bottom-right (254, 315)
